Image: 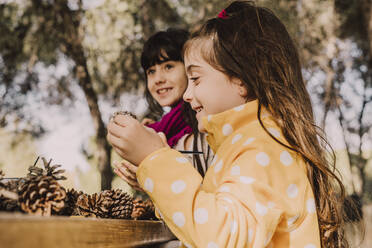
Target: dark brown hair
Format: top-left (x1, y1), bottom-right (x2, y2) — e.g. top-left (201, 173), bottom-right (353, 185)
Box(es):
top-left (184, 1), bottom-right (354, 247)
top-left (141, 28), bottom-right (190, 117)
top-left (141, 28), bottom-right (211, 176)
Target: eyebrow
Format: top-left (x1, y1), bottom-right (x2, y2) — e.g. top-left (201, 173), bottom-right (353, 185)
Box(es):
top-left (186, 64), bottom-right (202, 74)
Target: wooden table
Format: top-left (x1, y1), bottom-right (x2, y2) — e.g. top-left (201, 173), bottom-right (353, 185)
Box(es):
top-left (0, 213), bottom-right (176, 248)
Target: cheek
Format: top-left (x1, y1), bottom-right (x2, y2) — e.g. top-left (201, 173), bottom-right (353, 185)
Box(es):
top-left (147, 80), bottom-right (156, 95)
top-left (175, 71), bottom-right (188, 91)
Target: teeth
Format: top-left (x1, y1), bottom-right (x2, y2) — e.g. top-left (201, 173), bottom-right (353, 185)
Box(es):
top-left (158, 88), bottom-right (170, 94)
top-left (195, 107), bottom-right (203, 112)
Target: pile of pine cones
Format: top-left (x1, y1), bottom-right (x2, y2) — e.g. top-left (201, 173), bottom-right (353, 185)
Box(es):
top-left (0, 157), bottom-right (156, 220)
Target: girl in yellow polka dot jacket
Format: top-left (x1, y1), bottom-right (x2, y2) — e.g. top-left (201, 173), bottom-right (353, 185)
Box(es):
top-left (107, 1), bottom-right (351, 247)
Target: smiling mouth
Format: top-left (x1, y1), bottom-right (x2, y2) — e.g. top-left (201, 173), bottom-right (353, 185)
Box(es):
top-left (157, 88), bottom-right (172, 94)
top-left (194, 106), bottom-right (203, 113)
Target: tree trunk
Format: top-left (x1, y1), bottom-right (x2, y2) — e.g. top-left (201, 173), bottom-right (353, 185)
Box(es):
top-left (55, 0), bottom-right (114, 190)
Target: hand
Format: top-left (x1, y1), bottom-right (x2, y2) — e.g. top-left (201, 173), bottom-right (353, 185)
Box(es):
top-left (141, 117), bottom-right (156, 125)
top-left (107, 114), bottom-right (168, 165)
top-left (114, 160), bottom-right (143, 192)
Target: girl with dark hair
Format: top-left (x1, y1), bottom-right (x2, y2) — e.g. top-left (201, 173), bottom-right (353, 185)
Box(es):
top-left (108, 1), bottom-right (353, 247)
top-left (114, 29), bottom-right (212, 192)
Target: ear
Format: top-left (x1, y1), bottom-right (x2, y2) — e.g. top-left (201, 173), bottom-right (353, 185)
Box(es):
top-left (231, 77), bottom-right (248, 97)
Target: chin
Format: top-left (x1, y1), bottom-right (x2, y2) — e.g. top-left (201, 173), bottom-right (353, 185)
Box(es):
top-left (198, 123), bottom-right (206, 133)
top-left (159, 98), bottom-right (179, 108)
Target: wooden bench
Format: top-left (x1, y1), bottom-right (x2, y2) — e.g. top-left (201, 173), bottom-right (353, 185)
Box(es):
top-left (0, 213), bottom-right (176, 248)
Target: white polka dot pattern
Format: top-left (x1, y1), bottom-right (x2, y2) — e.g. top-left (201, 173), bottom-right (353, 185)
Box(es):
top-left (267, 201), bottom-right (275, 209)
top-left (265, 231), bottom-right (273, 246)
top-left (184, 243), bottom-right (193, 248)
top-left (137, 101), bottom-right (321, 247)
top-left (268, 128), bottom-right (280, 138)
top-left (231, 134), bottom-right (242, 144)
top-left (173, 212), bottom-right (185, 227)
top-left (211, 154), bottom-right (218, 165)
top-left (234, 105), bottom-right (245, 111)
top-left (176, 157), bottom-right (189, 164)
top-left (171, 180), bottom-right (186, 194)
top-left (248, 229), bottom-right (254, 243)
top-left (287, 184), bottom-right (299, 198)
top-left (212, 177), bottom-right (217, 186)
top-left (243, 137), bottom-right (256, 146)
top-left (230, 220), bottom-right (238, 234)
top-left (256, 152), bottom-right (270, 166)
top-left (149, 154), bottom-right (158, 160)
top-left (157, 208), bottom-right (164, 219)
top-left (218, 186), bottom-right (230, 192)
top-left (256, 202), bottom-right (268, 216)
top-left (214, 160), bottom-right (223, 173)
top-left (144, 178), bottom-right (154, 193)
top-left (222, 124), bottom-right (233, 136)
top-left (280, 151), bottom-right (293, 166)
top-left (207, 242), bottom-right (219, 248)
top-left (194, 208), bottom-right (209, 224)
top-left (287, 215), bottom-right (299, 226)
top-left (239, 176), bottom-right (255, 184)
top-left (222, 197), bottom-right (233, 204)
top-left (307, 199), bottom-right (316, 213)
top-left (230, 165), bottom-right (240, 176)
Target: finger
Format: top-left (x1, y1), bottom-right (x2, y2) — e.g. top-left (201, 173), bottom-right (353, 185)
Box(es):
top-left (115, 160), bottom-right (137, 179)
top-left (119, 166), bottom-right (137, 181)
top-left (113, 114), bottom-right (137, 127)
top-left (141, 118), bottom-right (154, 125)
top-left (107, 133), bottom-right (126, 150)
top-left (133, 186), bottom-right (144, 192)
top-left (107, 121), bottom-right (127, 138)
top-left (122, 160), bottom-right (138, 174)
top-left (114, 168), bottom-right (139, 187)
top-left (144, 125), bottom-right (157, 133)
top-left (113, 161), bottom-right (123, 169)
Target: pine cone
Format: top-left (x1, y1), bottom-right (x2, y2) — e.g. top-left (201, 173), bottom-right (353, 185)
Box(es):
top-left (76, 189), bottom-right (133, 219)
top-left (110, 111), bottom-right (137, 122)
top-left (76, 192), bottom-right (110, 218)
top-left (131, 198), bottom-right (157, 220)
top-left (27, 157), bottom-right (66, 181)
top-left (106, 189), bottom-right (133, 219)
top-left (18, 176), bottom-right (67, 216)
top-left (0, 171), bottom-right (20, 212)
top-left (61, 188), bottom-right (84, 216)
top-left (75, 193), bottom-right (99, 217)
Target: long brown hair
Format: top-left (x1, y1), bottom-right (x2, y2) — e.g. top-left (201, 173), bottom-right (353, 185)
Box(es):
top-left (184, 1), bottom-right (353, 247)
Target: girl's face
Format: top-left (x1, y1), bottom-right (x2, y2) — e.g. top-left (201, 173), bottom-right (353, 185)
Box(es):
top-left (183, 48), bottom-right (247, 132)
top-left (146, 60), bottom-right (188, 107)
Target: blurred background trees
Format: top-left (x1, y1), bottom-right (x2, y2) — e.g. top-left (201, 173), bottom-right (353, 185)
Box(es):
top-left (0, 0), bottom-right (371, 208)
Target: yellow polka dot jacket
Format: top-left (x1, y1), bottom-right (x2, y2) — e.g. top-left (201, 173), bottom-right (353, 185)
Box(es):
top-left (137, 100), bottom-right (321, 248)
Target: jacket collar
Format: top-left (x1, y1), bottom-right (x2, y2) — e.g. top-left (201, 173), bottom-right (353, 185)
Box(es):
top-left (202, 100), bottom-right (270, 152)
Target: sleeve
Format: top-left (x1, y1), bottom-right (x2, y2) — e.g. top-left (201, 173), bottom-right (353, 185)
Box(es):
top-left (137, 147), bottom-right (286, 248)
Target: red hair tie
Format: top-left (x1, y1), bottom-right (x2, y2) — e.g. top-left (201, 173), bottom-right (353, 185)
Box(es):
top-left (218, 9), bottom-right (228, 19)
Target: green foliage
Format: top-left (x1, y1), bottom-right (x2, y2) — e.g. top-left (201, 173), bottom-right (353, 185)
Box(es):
top-left (0, 0), bottom-right (371, 196)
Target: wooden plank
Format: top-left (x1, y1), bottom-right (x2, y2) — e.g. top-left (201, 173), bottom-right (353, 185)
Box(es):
top-left (0, 213), bottom-right (176, 248)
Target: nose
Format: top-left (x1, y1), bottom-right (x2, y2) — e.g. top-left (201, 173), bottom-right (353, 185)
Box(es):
top-left (183, 81), bottom-right (193, 103)
top-left (154, 71), bottom-right (165, 85)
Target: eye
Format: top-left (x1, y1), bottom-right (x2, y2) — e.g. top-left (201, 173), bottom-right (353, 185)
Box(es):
top-left (165, 63), bottom-right (174, 70)
top-left (146, 68), bottom-right (155, 75)
top-left (189, 76), bottom-right (200, 85)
